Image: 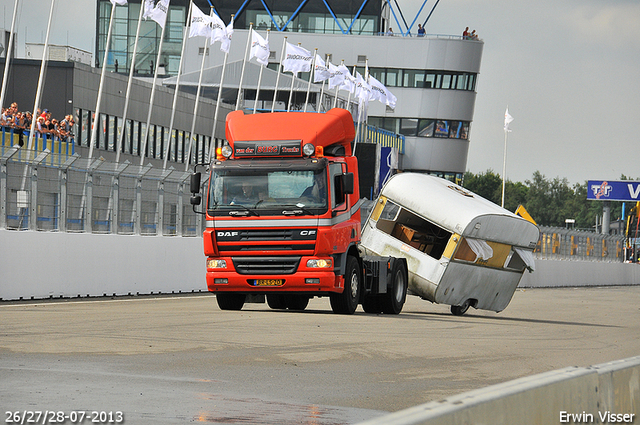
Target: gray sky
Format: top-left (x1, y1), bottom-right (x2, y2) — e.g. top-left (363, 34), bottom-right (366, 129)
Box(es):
top-left (2, 0), bottom-right (639, 185)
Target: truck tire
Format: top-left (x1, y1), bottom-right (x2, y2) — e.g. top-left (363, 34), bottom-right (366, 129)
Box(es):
top-left (285, 295), bottom-right (310, 311)
top-left (216, 293), bottom-right (246, 310)
top-left (362, 295), bottom-right (383, 314)
top-left (330, 255), bottom-right (360, 314)
top-left (267, 294), bottom-right (287, 310)
top-left (381, 261), bottom-right (407, 314)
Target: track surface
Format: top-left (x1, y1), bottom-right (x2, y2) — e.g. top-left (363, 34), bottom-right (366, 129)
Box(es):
top-left (1, 286), bottom-right (639, 424)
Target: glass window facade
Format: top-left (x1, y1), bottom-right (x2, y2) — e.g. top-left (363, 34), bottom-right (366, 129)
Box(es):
top-left (97, 0), bottom-right (383, 74)
top-left (370, 117), bottom-right (470, 140)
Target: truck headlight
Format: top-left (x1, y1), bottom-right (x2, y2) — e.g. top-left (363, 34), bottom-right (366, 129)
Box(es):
top-left (302, 143), bottom-right (315, 156)
top-left (221, 144), bottom-right (233, 158)
top-left (207, 259), bottom-right (227, 269)
top-left (307, 259), bottom-right (332, 268)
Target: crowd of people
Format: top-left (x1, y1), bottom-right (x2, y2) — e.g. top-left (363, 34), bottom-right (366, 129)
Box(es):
top-left (0, 102), bottom-right (75, 145)
top-left (462, 27), bottom-right (479, 40)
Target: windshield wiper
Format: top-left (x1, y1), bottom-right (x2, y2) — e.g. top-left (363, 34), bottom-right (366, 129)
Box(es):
top-left (280, 204), bottom-right (315, 216)
top-left (228, 203), bottom-right (260, 216)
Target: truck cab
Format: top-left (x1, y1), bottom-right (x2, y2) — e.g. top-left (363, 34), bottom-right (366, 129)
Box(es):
top-left (190, 108), bottom-right (407, 314)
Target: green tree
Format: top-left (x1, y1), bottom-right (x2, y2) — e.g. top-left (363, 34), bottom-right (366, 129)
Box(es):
top-left (462, 170), bottom-right (502, 204)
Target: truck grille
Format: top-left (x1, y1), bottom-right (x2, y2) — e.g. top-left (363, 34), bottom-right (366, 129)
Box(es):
top-left (215, 228), bottom-right (317, 254)
top-left (232, 257), bottom-right (301, 275)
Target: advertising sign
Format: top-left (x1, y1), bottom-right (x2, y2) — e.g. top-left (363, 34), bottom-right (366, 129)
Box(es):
top-left (587, 180), bottom-right (640, 201)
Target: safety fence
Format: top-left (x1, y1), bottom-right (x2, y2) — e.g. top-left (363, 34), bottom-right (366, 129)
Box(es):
top-left (536, 226), bottom-right (625, 262)
top-left (1, 146), bottom-right (203, 236)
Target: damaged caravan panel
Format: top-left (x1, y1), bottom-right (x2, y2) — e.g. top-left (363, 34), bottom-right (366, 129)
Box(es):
top-left (360, 173), bottom-right (540, 315)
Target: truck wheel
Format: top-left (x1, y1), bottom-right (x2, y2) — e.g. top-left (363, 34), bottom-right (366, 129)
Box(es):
top-left (451, 299), bottom-right (471, 316)
top-left (330, 255), bottom-right (360, 314)
top-left (285, 295), bottom-right (310, 311)
top-left (267, 294), bottom-right (287, 310)
top-left (382, 261), bottom-right (407, 314)
top-left (216, 293), bottom-right (246, 310)
top-left (362, 295), bottom-right (383, 314)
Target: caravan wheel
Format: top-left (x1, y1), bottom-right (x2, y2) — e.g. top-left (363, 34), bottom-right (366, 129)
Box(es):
top-left (451, 299), bottom-right (471, 316)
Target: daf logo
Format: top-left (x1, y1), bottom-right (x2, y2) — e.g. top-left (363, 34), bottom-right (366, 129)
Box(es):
top-left (300, 230), bottom-right (316, 236)
top-left (217, 231), bottom-right (239, 237)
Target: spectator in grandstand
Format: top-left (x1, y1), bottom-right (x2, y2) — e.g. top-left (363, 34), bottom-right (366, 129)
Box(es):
top-left (417, 24), bottom-right (425, 37)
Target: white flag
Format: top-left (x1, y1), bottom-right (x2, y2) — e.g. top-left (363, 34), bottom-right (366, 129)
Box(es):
top-left (250, 29), bottom-right (270, 66)
top-left (143, 0), bottom-right (170, 29)
top-left (327, 62), bottom-right (345, 89)
top-left (283, 42), bottom-right (312, 74)
top-left (313, 54), bottom-right (331, 83)
top-left (189, 3), bottom-right (213, 38)
top-left (369, 75), bottom-right (397, 109)
top-left (355, 72), bottom-right (373, 103)
top-left (110, 0), bottom-right (127, 5)
top-left (504, 107), bottom-right (514, 132)
top-left (218, 20), bottom-right (233, 53)
top-left (208, 13), bottom-right (231, 52)
top-left (337, 64), bottom-right (356, 93)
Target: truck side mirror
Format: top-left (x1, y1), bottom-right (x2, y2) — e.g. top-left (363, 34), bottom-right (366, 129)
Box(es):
top-left (190, 172), bottom-right (201, 194)
top-left (342, 172), bottom-right (354, 195)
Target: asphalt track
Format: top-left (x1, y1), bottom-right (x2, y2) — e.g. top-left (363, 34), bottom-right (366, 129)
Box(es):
top-left (1, 286), bottom-right (639, 424)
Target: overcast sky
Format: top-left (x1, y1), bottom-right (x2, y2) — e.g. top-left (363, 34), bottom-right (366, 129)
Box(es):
top-left (2, 0), bottom-right (639, 185)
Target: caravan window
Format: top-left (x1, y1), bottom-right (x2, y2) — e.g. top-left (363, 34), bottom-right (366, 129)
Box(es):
top-left (375, 199), bottom-right (451, 260)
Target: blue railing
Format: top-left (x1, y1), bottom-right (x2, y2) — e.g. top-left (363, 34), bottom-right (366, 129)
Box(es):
top-left (1, 126), bottom-right (75, 162)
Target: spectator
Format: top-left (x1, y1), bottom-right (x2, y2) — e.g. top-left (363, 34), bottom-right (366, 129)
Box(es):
top-left (386, 27), bottom-right (394, 36)
top-left (417, 24), bottom-right (425, 37)
top-left (470, 30), bottom-right (478, 40)
top-left (463, 27), bottom-right (470, 39)
top-left (36, 116), bottom-right (47, 135)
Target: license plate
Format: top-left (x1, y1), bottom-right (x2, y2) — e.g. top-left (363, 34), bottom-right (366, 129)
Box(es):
top-left (254, 279), bottom-right (284, 286)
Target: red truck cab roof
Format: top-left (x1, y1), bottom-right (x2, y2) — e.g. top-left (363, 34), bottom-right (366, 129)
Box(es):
top-left (224, 108), bottom-right (356, 158)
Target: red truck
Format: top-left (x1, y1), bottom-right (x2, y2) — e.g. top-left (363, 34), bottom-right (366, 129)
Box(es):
top-left (190, 108), bottom-right (407, 314)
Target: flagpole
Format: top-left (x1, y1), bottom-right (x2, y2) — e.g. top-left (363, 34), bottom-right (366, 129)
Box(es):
top-left (22, 0), bottom-right (54, 195)
top-left (501, 129), bottom-right (507, 208)
top-left (333, 59), bottom-right (344, 109)
top-left (88, 0), bottom-right (116, 160)
top-left (235, 23), bottom-right (253, 111)
top-left (318, 80), bottom-right (325, 112)
top-left (209, 14), bottom-right (234, 161)
top-left (253, 29), bottom-right (269, 114)
top-left (287, 43), bottom-right (302, 112)
top-left (347, 65), bottom-right (356, 113)
top-left (163, 2), bottom-right (192, 169)
top-left (140, 21), bottom-right (167, 166)
top-left (0, 0), bottom-right (19, 111)
top-left (501, 107), bottom-right (513, 208)
top-left (271, 37), bottom-right (287, 113)
top-left (303, 48), bottom-right (317, 113)
top-left (184, 9), bottom-right (213, 172)
top-left (116, 2), bottom-right (145, 163)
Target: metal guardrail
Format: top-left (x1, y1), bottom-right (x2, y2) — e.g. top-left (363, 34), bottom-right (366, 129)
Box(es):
top-left (536, 226), bottom-right (625, 263)
top-left (1, 146), bottom-right (203, 236)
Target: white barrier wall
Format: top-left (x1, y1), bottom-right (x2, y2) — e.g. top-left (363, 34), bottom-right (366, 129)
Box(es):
top-left (519, 258), bottom-right (640, 288)
top-left (1, 230), bottom-right (639, 300)
top-left (0, 230), bottom-right (205, 300)
top-left (356, 356), bottom-right (640, 425)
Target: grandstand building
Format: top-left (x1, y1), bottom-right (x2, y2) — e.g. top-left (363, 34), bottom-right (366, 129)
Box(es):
top-left (94, 0), bottom-right (483, 182)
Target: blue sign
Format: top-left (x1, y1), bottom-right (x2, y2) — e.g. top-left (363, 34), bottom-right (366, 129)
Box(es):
top-left (587, 180), bottom-right (640, 201)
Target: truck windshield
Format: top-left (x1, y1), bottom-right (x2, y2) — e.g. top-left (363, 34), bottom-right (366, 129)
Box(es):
top-left (208, 160), bottom-right (328, 216)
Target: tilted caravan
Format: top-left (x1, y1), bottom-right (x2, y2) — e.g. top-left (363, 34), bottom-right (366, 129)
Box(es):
top-left (360, 173), bottom-right (539, 315)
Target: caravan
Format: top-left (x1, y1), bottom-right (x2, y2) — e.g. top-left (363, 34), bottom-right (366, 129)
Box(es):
top-left (360, 173), bottom-right (539, 315)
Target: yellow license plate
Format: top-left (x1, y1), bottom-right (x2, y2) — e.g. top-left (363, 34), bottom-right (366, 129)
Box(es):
top-left (255, 279), bottom-right (284, 286)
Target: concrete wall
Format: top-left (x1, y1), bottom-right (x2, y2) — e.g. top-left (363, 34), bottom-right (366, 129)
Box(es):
top-left (0, 230), bottom-right (204, 300)
top-left (519, 258), bottom-right (640, 288)
top-left (1, 229), bottom-right (639, 300)
top-left (356, 356), bottom-right (640, 425)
